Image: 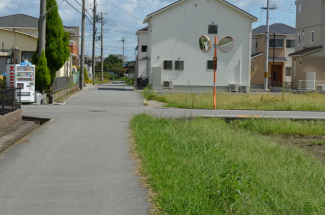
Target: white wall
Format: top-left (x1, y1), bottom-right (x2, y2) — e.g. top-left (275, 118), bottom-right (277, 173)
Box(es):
top-left (147, 0), bottom-right (254, 88)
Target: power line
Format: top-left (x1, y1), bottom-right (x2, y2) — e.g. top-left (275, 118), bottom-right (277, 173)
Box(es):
top-left (104, 0), bottom-right (140, 20)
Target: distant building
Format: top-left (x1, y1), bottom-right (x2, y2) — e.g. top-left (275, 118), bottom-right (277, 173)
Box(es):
top-left (135, 0), bottom-right (257, 91)
top-left (109, 54), bottom-right (127, 63)
top-left (289, 0), bottom-right (325, 91)
top-left (251, 23), bottom-right (295, 88)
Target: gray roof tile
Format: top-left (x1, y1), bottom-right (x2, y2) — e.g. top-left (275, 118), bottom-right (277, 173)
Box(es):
top-left (253, 23), bottom-right (295, 35)
top-left (0, 14), bottom-right (38, 28)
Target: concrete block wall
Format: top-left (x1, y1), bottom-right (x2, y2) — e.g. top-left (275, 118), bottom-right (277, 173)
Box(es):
top-left (0, 109), bottom-right (22, 130)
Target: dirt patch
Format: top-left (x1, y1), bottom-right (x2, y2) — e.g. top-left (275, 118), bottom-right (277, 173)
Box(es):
top-left (277, 135), bottom-right (325, 163)
top-left (145, 100), bottom-right (166, 107)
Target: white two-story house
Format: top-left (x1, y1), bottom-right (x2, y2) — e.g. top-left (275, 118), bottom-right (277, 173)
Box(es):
top-left (136, 0), bottom-right (257, 91)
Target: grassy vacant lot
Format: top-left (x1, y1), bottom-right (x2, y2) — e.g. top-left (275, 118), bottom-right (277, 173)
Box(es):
top-left (131, 115), bottom-right (325, 214)
top-left (142, 89), bottom-right (325, 111)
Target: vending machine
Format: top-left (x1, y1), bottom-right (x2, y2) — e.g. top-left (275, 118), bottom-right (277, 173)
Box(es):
top-left (7, 63), bottom-right (36, 103)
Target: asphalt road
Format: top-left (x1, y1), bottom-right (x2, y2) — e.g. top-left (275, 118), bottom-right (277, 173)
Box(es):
top-left (0, 83), bottom-right (149, 215)
top-left (1, 82), bottom-right (325, 215)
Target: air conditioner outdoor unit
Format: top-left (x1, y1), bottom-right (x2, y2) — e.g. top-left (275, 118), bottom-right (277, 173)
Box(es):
top-left (228, 84), bottom-right (239, 92)
top-left (162, 81), bottom-right (173, 89)
top-left (317, 84), bottom-right (325, 91)
top-left (240, 86), bottom-right (249, 93)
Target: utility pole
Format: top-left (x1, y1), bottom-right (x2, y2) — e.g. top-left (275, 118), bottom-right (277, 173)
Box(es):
top-left (79, 0), bottom-right (86, 90)
top-left (38, 0), bottom-right (46, 57)
top-left (120, 38), bottom-right (126, 63)
top-left (91, 0), bottom-right (97, 85)
top-left (38, 0), bottom-right (55, 57)
top-left (100, 12), bottom-right (104, 82)
top-left (261, 2), bottom-right (277, 91)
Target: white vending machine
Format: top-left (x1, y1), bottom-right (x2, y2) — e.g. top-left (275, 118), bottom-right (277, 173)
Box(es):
top-left (7, 63), bottom-right (36, 103)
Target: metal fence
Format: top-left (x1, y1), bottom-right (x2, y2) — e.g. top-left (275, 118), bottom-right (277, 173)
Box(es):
top-left (52, 77), bottom-right (73, 93)
top-left (0, 87), bottom-right (21, 115)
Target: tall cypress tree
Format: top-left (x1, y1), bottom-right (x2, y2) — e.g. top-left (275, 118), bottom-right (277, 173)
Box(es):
top-left (35, 50), bottom-right (51, 93)
top-left (45, 0), bottom-right (70, 83)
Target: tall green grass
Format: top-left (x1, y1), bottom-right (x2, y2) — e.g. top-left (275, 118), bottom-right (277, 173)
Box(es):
top-left (131, 114), bottom-right (325, 214)
top-left (143, 91), bottom-right (325, 111)
top-left (230, 118), bottom-right (325, 136)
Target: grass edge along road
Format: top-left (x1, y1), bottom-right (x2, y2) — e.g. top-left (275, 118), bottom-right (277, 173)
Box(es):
top-left (142, 88), bottom-right (325, 111)
top-left (130, 114), bottom-right (325, 214)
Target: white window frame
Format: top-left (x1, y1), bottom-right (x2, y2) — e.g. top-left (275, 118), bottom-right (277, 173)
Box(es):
top-left (311, 31), bottom-right (314, 43)
top-left (298, 34), bottom-right (301, 45)
top-left (298, 4), bottom-right (301, 13)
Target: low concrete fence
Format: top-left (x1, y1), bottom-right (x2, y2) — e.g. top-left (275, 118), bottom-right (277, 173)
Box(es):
top-left (0, 109), bottom-right (22, 129)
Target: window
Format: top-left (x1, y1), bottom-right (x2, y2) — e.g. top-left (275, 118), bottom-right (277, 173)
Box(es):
top-left (175, 61), bottom-right (184, 70)
top-left (208, 25), bottom-right (218, 34)
top-left (141, 45), bottom-right (147, 52)
top-left (311, 31), bottom-right (314, 43)
top-left (298, 4), bottom-right (301, 13)
top-left (207, 60), bottom-right (213, 69)
top-left (285, 68), bottom-right (291, 76)
top-left (294, 60), bottom-right (296, 76)
top-left (298, 34), bottom-right (301, 45)
top-left (286, 40), bottom-right (295, 48)
top-left (163, 60), bottom-right (172, 70)
top-left (302, 31), bottom-right (304, 44)
top-left (269, 39), bottom-right (284, 48)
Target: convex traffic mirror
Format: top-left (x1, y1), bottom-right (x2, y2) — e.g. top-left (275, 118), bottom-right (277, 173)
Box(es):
top-left (218, 36), bottom-right (234, 53)
top-left (199, 35), bottom-right (211, 53)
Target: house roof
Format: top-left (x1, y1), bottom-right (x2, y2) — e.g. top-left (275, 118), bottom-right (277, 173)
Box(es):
top-left (135, 26), bottom-right (148, 35)
top-left (289, 46), bottom-right (323, 57)
top-left (0, 14), bottom-right (76, 35)
top-left (253, 23), bottom-right (295, 35)
top-left (143, 0), bottom-right (258, 23)
top-left (0, 14), bottom-right (38, 28)
top-left (251, 52), bottom-right (263, 59)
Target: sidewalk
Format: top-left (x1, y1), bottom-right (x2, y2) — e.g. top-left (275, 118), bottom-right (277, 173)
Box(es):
top-left (0, 83), bottom-right (149, 215)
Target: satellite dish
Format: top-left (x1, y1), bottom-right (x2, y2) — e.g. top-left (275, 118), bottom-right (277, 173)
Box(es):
top-left (199, 35), bottom-right (211, 53)
top-left (218, 36), bottom-right (234, 53)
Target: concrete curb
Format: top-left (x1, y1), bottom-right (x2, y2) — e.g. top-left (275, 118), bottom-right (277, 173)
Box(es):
top-left (0, 121), bottom-right (39, 154)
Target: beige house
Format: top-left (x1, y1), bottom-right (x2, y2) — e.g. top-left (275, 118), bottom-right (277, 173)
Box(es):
top-left (251, 23), bottom-right (295, 88)
top-left (289, 0), bottom-right (325, 90)
top-left (0, 14), bottom-right (79, 76)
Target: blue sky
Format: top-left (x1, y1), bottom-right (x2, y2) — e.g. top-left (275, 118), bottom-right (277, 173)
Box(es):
top-left (0, 0), bottom-right (296, 61)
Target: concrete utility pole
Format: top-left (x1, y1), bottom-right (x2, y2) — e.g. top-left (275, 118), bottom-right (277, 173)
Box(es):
top-left (120, 38), bottom-right (126, 63)
top-left (79, 0), bottom-right (86, 90)
top-left (100, 12), bottom-right (104, 82)
top-left (92, 0), bottom-right (97, 85)
top-left (261, 1), bottom-right (277, 91)
top-left (38, 0), bottom-right (46, 57)
top-left (38, 0), bottom-right (55, 58)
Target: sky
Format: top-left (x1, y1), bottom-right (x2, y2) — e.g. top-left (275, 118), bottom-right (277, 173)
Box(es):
top-left (0, 0), bottom-right (296, 62)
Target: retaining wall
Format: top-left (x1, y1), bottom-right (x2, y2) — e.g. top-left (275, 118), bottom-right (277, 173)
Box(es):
top-left (0, 109), bottom-right (22, 129)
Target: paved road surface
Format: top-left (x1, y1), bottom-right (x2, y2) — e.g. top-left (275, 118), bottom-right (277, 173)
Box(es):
top-left (0, 83), bottom-right (149, 215)
top-left (1, 82), bottom-right (325, 215)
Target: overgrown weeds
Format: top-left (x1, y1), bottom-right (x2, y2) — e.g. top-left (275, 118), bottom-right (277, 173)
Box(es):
top-left (131, 115), bottom-right (325, 214)
top-left (141, 91), bottom-right (325, 111)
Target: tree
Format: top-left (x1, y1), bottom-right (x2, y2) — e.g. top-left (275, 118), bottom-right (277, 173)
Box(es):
top-left (35, 50), bottom-right (51, 93)
top-left (99, 55), bottom-right (125, 77)
top-left (45, 0), bottom-right (70, 83)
